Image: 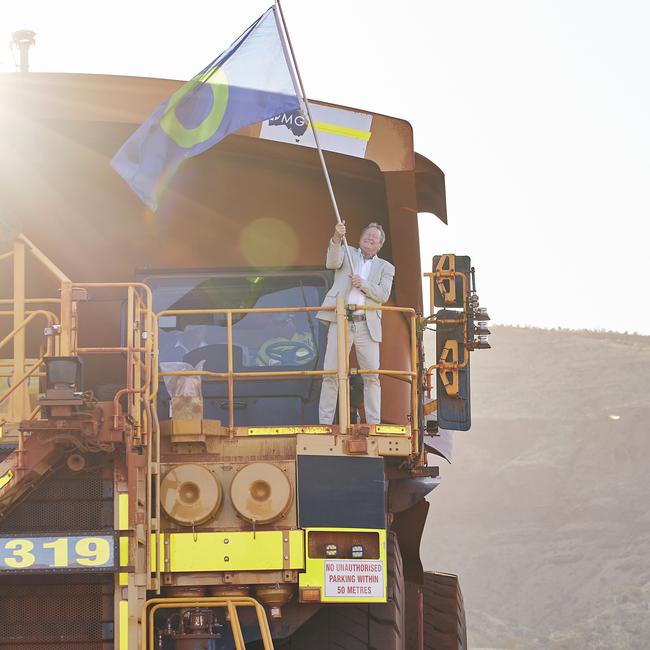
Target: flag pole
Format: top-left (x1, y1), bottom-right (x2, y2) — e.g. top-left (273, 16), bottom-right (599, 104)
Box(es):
top-left (273, 0), bottom-right (355, 272)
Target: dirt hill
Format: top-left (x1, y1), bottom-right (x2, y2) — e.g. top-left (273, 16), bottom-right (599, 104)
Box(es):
top-left (422, 326), bottom-right (650, 649)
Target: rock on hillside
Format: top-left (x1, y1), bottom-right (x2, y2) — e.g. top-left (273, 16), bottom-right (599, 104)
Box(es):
top-left (420, 326), bottom-right (650, 649)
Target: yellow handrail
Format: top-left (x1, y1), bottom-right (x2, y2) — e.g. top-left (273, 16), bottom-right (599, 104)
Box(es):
top-left (0, 298), bottom-right (61, 305)
top-left (18, 233), bottom-right (71, 284)
top-left (0, 310), bottom-right (58, 319)
top-left (0, 356), bottom-right (45, 409)
top-left (142, 596), bottom-right (274, 650)
top-left (71, 283), bottom-right (155, 425)
top-left (156, 302), bottom-right (419, 446)
top-left (0, 311), bottom-right (56, 354)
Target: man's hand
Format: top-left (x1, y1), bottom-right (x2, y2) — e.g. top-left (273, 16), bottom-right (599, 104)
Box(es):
top-left (351, 274), bottom-right (363, 289)
top-left (333, 221), bottom-right (346, 243)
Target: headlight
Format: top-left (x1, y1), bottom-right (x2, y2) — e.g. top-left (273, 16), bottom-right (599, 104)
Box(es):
top-left (351, 544), bottom-right (365, 558)
top-left (325, 543), bottom-right (338, 557)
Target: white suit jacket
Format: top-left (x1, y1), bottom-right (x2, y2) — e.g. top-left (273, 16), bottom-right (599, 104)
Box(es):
top-left (316, 239), bottom-right (395, 342)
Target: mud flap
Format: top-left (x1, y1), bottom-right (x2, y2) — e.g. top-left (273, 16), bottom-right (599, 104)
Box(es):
top-left (393, 499), bottom-right (429, 650)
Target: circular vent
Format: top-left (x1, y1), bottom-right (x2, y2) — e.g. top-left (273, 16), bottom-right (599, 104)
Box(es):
top-left (230, 463), bottom-right (292, 524)
top-left (160, 464), bottom-right (222, 526)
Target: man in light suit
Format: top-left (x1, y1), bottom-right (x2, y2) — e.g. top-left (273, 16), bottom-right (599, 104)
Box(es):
top-left (317, 221), bottom-right (395, 424)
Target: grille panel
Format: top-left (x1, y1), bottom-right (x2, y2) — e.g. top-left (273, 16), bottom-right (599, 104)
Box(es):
top-left (0, 574), bottom-right (113, 648)
top-left (0, 463), bottom-right (113, 533)
top-left (0, 460), bottom-right (115, 648)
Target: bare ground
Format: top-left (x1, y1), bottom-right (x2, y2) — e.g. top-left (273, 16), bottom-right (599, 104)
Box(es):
top-left (422, 326), bottom-right (650, 649)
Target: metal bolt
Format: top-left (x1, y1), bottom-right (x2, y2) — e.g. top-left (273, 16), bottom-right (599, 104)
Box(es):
top-left (224, 538), bottom-right (229, 544)
top-left (224, 556), bottom-right (230, 562)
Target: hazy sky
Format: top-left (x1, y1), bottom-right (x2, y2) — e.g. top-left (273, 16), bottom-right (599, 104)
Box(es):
top-left (3, 0), bottom-right (649, 333)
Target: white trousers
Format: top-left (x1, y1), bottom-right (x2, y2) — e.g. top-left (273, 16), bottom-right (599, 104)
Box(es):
top-left (319, 321), bottom-right (380, 424)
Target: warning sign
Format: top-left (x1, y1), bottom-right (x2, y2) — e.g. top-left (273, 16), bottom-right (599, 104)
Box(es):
top-left (324, 560), bottom-right (384, 599)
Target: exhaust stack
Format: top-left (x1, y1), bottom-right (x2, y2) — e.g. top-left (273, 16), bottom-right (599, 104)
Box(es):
top-left (11, 30), bottom-right (35, 73)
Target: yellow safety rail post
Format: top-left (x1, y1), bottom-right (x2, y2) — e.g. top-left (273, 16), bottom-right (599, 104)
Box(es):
top-left (227, 311), bottom-right (235, 436)
top-left (127, 286), bottom-right (135, 435)
top-left (335, 295), bottom-right (350, 434)
top-left (149, 313), bottom-right (161, 595)
top-left (142, 596), bottom-right (274, 650)
top-left (11, 237), bottom-right (26, 421)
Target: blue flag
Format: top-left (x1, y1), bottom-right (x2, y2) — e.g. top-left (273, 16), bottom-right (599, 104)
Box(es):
top-left (111, 7), bottom-right (300, 210)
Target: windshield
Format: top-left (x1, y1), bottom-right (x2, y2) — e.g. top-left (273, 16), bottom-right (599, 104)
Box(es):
top-left (146, 272), bottom-right (328, 370)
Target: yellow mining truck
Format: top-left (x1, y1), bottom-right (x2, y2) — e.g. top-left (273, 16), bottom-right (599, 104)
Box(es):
top-left (0, 67), bottom-right (488, 649)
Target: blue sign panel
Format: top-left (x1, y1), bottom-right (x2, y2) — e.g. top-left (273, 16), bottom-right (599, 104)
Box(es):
top-left (0, 534), bottom-right (116, 573)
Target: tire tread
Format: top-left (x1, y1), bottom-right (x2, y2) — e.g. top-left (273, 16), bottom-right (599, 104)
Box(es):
top-left (422, 571), bottom-right (467, 650)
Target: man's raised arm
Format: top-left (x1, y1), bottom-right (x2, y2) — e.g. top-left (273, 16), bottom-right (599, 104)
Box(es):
top-left (326, 221), bottom-right (347, 270)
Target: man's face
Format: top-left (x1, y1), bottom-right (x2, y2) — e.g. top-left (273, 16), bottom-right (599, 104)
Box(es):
top-left (358, 227), bottom-right (384, 256)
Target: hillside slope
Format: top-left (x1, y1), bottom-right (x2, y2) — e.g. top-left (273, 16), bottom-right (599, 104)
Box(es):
top-left (422, 326), bottom-right (650, 649)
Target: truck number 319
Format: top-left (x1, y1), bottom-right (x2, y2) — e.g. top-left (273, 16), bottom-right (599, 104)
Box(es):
top-left (1, 536), bottom-right (113, 570)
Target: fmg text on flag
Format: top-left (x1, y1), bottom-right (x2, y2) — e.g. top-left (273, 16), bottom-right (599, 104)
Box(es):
top-left (111, 7), bottom-right (300, 211)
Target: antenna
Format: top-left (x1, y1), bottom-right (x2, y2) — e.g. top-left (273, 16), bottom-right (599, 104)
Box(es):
top-left (11, 30), bottom-right (35, 73)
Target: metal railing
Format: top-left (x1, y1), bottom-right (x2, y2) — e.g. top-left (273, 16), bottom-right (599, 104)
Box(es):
top-left (0, 235), bottom-right (159, 453)
top-left (0, 234), bottom-right (70, 425)
top-left (71, 282), bottom-right (156, 445)
top-left (68, 282), bottom-right (158, 590)
top-left (0, 310), bottom-right (58, 420)
top-left (142, 596), bottom-right (274, 650)
top-left (156, 297), bottom-right (419, 449)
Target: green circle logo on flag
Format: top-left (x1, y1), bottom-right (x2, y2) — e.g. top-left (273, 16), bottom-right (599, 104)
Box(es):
top-left (160, 67), bottom-right (229, 149)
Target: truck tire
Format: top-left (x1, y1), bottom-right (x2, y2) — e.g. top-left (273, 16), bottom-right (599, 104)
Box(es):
top-left (279, 532), bottom-right (405, 649)
top-left (422, 572), bottom-right (467, 650)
